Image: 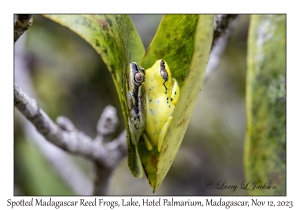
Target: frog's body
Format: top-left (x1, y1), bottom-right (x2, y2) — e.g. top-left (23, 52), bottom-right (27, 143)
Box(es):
top-left (126, 62), bottom-right (146, 178)
top-left (142, 60), bottom-right (180, 152)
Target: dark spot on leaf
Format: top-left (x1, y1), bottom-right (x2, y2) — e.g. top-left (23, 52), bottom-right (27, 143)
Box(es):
top-left (174, 37), bottom-right (177, 41)
top-left (177, 117), bottom-right (187, 128)
top-left (105, 16), bottom-right (113, 27)
top-left (171, 98), bottom-right (173, 101)
top-left (98, 19), bottom-right (108, 30)
top-left (162, 144), bottom-right (168, 155)
top-left (151, 156), bottom-right (157, 167)
top-left (166, 33), bottom-right (171, 39)
top-left (175, 43), bottom-right (187, 56)
top-left (154, 49), bottom-right (165, 58)
top-left (102, 47), bottom-right (107, 54)
top-left (95, 39), bottom-right (100, 47)
top-left (79, 19), bottom-right (95, 30)
top-left (183, 18), bottom-right (196, 36)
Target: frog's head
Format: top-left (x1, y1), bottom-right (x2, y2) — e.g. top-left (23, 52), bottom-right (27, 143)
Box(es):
top-left (127, 62), bottom-right (145, 91)
top-left (147, 60), bottom-right (173, 91)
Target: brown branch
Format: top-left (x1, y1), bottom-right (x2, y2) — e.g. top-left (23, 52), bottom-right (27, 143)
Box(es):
top-left (14, 83), bottom-right (126, 165)
top-left (14, 14), bottom-right (33, 43)
top-left (212, 14), bottom-right (239, 48)
top-left (92, 106), bottom-right (126, 195)
top-left (205, 14), bottom-right (240, 80)
top-left (14, 83), bottom-right (127, 195)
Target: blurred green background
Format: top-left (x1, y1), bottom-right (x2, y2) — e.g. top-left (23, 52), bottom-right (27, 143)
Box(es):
top-left (14, 15), bottom-right (250, 195)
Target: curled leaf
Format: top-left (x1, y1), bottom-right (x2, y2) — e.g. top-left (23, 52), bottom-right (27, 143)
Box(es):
top-left (44, 14), bottom-right (145, 176)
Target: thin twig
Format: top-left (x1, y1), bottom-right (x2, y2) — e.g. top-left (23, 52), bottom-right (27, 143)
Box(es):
top-left (95, 105), bottom-right (119, 143)
top-left (92, 106), bottom-right (126, 195)
top-left (205, 15), bottom-right (240, 80)
top-left (212, 14), bottom-right (239, 48)
top-left (14, 14), bottom-right (33, 43)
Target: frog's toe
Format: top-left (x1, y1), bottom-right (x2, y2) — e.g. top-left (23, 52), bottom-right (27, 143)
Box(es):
top-left (142, 133), bottom-right (153, 151)
top-left (170, 78), bottom-right (180, 105)
top-left (157, 116), bottom-right (172, 152)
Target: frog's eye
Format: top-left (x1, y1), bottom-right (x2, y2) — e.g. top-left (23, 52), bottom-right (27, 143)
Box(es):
top-left (160, 70), bottom-right (168, 81)
top-left (160, 60), bottom-right (168, 82)
top-left (134, 72), bottom-right (144, 83)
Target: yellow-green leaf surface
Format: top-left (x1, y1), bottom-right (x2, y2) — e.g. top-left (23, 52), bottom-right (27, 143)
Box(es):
top-left (43, 15), bottom-right (145, 176)
top-left (138, 15), bottom-right (214, 191)
top-left (244, 15), bottom-right (286, 195)
top-left (141, 15), bottom-right (199, 87)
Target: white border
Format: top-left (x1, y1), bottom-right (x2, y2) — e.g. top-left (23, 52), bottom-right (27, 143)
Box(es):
top-left (1, 0), bottom-right (299, 209)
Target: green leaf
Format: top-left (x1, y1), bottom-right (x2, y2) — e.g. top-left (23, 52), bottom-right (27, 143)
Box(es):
top-left (43, 14), bottom-right (145, 176)
top-left (244, 15), bottom-right (286, 195)
top-left (138, 15), bottom-right (214, 191)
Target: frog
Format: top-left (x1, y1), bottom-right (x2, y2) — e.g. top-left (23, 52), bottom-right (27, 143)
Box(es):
top-left (142, 60), bottom-right (180, 152)
top-left (125, 62), bottom-right (146, 178)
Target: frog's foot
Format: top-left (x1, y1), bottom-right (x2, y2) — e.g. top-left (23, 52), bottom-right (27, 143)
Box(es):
top-left (142, 133), bottom-right (153, 151)
top-left (129, 118), bottom-right (142, 146)
top-left (170, 78), bottom-right (180, 105)
top-left (157, 116), bottom-right (172, 152)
